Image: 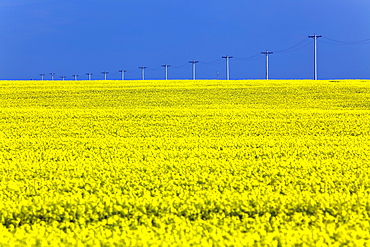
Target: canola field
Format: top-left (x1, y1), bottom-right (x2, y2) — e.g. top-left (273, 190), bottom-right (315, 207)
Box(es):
top-left (0, 79), bottom-right (370, 246)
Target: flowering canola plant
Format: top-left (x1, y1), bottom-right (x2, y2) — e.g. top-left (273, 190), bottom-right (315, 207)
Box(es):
top-left (0, 79), bottom-right (370, 246)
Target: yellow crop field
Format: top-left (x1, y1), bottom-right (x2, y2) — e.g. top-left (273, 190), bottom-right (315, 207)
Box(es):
top-left (0, 79), bottom-right (370, 246)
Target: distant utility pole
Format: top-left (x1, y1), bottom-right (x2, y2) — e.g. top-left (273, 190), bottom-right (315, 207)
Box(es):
top-left (261, 51), bottom-right (273, 80)
top-left (189, 60), bottom-right (199, 80)
top-left (138, 66), bottom-right (147, 80)
top-left (72, 74), bottom-right (79, 81)
top-left (101, 72), bottom-right (109, 80)
top-left (222, 56), bottom-right (233, 80)
top-left (50, 73), bottom-right (55, 80)
top-left (119, 70), bottom-right (126, 80)
top-left (161, 64), bottom-right (170, 80)
top-left (40, 74), bottom-right (45, 81)
top-left (60, 76), bottom-right (66, 81)
top-left (86, 73), bottom-right (93, 80)
top-left (308, 34), bottom-right (322, 80)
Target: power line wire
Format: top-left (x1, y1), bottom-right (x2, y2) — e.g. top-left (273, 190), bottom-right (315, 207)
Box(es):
top-left (147, 66), bottom-right (162, 71)
top-left (199, 58), bottom-right (222, 65)
top-left (234, 53), bottom-right (262, 61)
top-left (276, 41), bottom-right (311, 54)
top-left (274, 38), bottom-right (311, 53)
top-left (322, 36), bottom-right (370, 45)
top-left (171, 63), bottom-right (188, 69)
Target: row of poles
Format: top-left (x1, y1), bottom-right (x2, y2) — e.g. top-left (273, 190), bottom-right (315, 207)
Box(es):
top-left (39, 34), bottom-right (322, 81)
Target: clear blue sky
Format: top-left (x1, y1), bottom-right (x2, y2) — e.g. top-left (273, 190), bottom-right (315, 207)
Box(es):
top-left (1, 0), bottom-right (369, 80)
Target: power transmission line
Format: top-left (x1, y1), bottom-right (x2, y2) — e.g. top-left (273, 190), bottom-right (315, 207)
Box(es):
top-left (222, 56), bottom-right (233, 80)
top-left (138, 66), bottom-right (147, 80)
top-left (161, 65), bottom-right (170, 80)
top-left (118, 70), bottom-right (126, 80)
top-left (29, 34), bottom-right (370, 81)
top-left (261, 51), bottom-right (273, 80)
top-left (189, 60), bottom-right (199, 80)
top-left (86, 73), bottom-right (93, 80)
top-left (309, 34), bottom-right (322, 80)
top-left (101, 72), bottom-right (109, 80)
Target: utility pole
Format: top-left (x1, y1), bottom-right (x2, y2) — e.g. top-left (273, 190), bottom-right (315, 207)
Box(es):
top-left (72, 74), bottom-right (79, 81)
top-left (50, 73), bottom-right (55, 80)
top-left (261, 51), bottom-right (273, 80)
top-left (119, 70), bottom-right (126, 80)
top-left (222, 56), bottom-right (233, 80)
top-left (162, 64), bottom-right (170, 80)
top-left (189, 60), bottom-right (199, 80)
top-left (308, 34), bottom-right (322, 80)
top-left (101, 72), bottom-right (109, 80)
top-left (138, 66), bottom-right (147, 80)
top-left (60, 76), bottom-right (66, 81)
top-left (40, 74), bottom-right (45, 80)
top-left (86, 73), bottom-right (93, 80)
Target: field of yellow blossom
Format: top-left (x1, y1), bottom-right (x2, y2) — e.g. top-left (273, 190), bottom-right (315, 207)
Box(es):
top-left (0, 79), bottom-right (369, 246)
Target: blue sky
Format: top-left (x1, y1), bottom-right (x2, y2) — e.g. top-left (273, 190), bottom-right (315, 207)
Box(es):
top-left (0, 0), bottom-right (369, 80)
